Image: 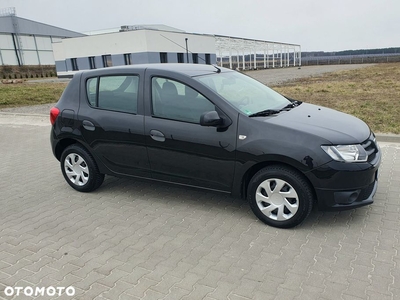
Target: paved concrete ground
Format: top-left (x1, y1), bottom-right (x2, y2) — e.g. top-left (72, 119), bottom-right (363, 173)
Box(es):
top-left (0, 64), bottom-right (399, 299)
top-left (0, 114), bottom-right (399, 300)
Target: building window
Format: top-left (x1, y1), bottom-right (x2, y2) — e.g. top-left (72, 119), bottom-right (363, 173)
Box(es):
top-left (205, 54), bottom-right (211, 65)
top-left (160, 52), bottom-right (168, 63)
top-left (177, 53), bottom-right (184, 63)
top-left (102, 55), bottom-right (112, 67)
top-left (124, 53), bottom-right (132, 65)
top-left (192, 53), bottom-right (198, 64)
top-left (89, 57), bottom-right (96, 69)
top-left (71, 58), bottom-right (79, 71)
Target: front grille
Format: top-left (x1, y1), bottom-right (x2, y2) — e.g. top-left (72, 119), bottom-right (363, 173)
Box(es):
top-left (361, 133), bottom-right (378, 162)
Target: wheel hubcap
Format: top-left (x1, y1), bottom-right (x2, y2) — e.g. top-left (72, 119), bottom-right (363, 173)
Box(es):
top-left (64, 153), bottom-right (89, 186)
top-left (255, 178), bottom-right (299, 221)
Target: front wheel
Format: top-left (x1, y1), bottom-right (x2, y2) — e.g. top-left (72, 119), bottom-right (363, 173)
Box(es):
top-left (247, 165), bottom-right (314, 228)
top-left (60, 144), bottom-right (104, 192)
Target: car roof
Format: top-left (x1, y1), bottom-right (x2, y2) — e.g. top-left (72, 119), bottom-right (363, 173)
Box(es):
top-left (78, 63), bottom-right (231, 78)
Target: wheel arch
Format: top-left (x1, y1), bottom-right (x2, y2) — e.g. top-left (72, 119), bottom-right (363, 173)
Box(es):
top-left (59, 141), bottom-right (105, 192)
top-left (55, 138), bottom-right (95, 161)
top-left (240, 160), bottom-right (317, 204)
top-left (55, 138), bottom-right (79, 161)
top-left (55, 138), bottom-right (108, 175)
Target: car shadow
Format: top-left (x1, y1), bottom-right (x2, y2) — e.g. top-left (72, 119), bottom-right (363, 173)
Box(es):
top-left (91, 175), bottom-right (371, 231)
top-left (98, 175), bottom-right (254, 218)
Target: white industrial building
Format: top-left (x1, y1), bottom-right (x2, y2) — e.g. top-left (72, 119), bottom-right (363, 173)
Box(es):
top-left (0, 7), bottom-right (83, 66)
top-left (53, 25), bottom-right (302, 77)
top-left (0, 7), bottom-right (302, 77)
top-left (52, 26), bottom-right (217, 77)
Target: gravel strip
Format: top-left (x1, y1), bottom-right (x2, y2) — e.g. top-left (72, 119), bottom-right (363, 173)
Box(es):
top-left (0, 102), bottom-right (56, 115)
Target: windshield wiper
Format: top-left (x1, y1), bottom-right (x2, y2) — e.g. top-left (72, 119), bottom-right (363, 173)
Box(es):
top-left (282, 100), bottom-right (302, 110)
top-left (249, 100), bottom-right (302, 117)
top-left (248, 109), bottom-right (281, 117)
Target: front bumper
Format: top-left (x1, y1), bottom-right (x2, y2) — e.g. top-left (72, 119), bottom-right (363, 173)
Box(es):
top-left (314, 171), bottom-right (378, 211)
top-left (308, 147), bottom-right (381, 211)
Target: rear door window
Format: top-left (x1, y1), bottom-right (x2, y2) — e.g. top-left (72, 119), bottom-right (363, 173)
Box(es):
top-left (86, 75), bottom-right (139, 114)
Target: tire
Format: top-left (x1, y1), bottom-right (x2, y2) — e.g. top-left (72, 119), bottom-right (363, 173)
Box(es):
top-left (60, 144), bottom-right (104, 192)
top-left (247, 165), bottom-right (314, 228)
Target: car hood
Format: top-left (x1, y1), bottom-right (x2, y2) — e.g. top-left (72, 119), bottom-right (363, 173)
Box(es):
top-left (262, 103), bottom-right (371, 144)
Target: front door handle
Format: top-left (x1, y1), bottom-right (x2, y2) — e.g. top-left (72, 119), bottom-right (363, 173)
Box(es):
top-left (150, 129), bottom-right (165, 142)
top-left (82, 120), bottom-right (95, 131)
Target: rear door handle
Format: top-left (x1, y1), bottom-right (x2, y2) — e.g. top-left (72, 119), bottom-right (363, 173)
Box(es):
top-left (150, 129), bottom-right (165, 142)
top-left (82, 120), bottom-right (95, 131)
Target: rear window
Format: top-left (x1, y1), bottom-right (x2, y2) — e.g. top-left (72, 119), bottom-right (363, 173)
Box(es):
top-left (86, 75), bottom-right (139, 114)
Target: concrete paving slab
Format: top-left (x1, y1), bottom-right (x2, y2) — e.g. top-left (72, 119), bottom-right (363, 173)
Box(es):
top-left (0, 116), bottom-right (399, 300)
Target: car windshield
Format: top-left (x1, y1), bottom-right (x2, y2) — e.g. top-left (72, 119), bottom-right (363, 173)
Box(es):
top-left (194, 71), bottom-right (291, 115)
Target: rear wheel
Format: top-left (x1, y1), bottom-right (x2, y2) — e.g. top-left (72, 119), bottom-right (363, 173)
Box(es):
top-left (60, 144), bottom-right (104, 192)
top-left (247, 165), bottom-right (314, 228)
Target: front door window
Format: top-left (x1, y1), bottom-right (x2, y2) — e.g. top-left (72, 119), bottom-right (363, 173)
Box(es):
top-left (151, 77), bottom-right (215, 123)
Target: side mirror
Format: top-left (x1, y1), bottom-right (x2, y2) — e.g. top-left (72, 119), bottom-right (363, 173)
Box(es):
top-left (200, 111), bottom-right (222, 127)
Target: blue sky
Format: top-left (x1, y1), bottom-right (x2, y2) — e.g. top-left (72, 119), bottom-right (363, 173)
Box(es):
top-left (1, 0), bottom-right (399, 51)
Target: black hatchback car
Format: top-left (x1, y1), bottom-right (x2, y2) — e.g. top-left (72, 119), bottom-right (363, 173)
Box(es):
top-left (50, 64), bottom-right (380, 228)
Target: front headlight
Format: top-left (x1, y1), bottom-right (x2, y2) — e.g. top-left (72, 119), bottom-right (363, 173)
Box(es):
top-left (321, 144), bottom-right (368, 162)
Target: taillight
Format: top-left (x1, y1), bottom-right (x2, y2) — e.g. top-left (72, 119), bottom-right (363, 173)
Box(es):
top-left (50, 107), bottom-right (60, 125)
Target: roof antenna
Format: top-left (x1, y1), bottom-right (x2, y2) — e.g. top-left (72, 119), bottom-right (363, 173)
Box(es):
top-left (213, 65), bottom-right (221, 73)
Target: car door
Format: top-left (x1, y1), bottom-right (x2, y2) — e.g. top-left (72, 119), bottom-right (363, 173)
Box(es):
top-left (144, 71), bottom-right (237, 192)
top-left (78, 71), bottom-right (151, 178)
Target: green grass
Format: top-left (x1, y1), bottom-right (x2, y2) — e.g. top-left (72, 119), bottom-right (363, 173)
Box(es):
top-left (271, 63), bottom-right (400, 134)
top-left (0, 82), bottom-right (67, 108)
top-left (1, 63), bottom-right (399, 133)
